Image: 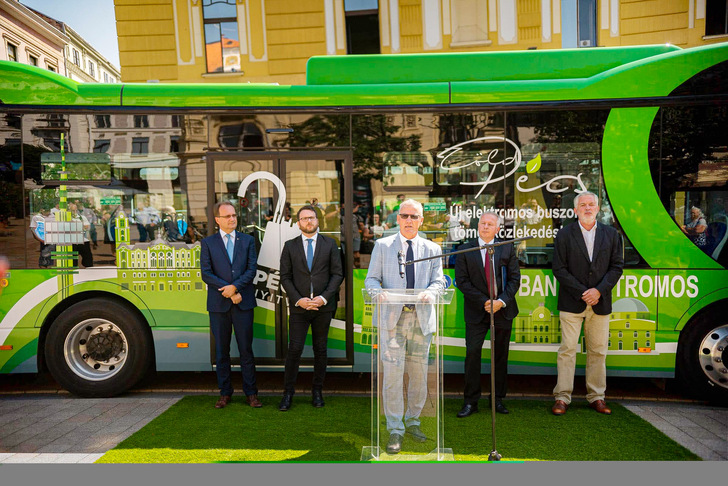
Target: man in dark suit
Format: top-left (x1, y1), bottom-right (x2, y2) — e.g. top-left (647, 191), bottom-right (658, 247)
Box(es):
top-left (278, 205), bottom-right (344, 411)
top-left (201, 201), bottom-right (261, 409)
top-left (455, 211), bottom-right (521, 417)
top-left (551, 191), bottom-right (623, 416)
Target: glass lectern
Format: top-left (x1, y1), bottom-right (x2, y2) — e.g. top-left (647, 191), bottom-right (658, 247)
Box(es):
top-left (361, 288), bottom-right (455, 461)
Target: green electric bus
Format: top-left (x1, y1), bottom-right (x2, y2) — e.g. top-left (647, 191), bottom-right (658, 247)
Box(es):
top-left (0, 42), bottom-right (726, 402)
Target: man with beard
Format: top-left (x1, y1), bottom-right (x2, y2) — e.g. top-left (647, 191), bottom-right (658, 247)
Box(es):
top-left (278, 205), bottom-right (344, 410)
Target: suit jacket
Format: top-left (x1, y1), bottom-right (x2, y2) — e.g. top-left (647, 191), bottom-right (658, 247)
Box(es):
top-left (280, 233), bottom-right (344, 314)
top-left (552, 221), bottom-right (624, 315)
top-left (200, 231), bottom-right (258, 312)
top-left (364, 233), bottom-right (446, 334)
top-left (454, 238), bottom-right (521, 323)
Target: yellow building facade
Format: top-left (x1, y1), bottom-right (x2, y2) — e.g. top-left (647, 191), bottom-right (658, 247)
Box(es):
top-left (115, 0), bottom-right (728, 84)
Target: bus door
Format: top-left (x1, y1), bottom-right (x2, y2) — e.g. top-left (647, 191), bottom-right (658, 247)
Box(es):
top-left (207, 151), bottom-right (354, 368)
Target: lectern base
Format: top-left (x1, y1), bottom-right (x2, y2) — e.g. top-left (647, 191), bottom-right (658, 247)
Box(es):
top-left (361, 446), bottom-right (454, 462)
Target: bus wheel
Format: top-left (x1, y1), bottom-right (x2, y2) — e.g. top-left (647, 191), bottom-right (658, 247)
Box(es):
top-left (44, 298), bottom-right (153, 398)
top-left (677, 315), bottom-right (728, 404)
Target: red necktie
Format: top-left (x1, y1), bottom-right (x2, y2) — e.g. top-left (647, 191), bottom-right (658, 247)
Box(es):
top-left (484, 251), bottom-right (494, 297)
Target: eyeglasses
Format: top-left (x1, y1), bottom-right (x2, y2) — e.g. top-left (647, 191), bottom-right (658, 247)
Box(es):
top-left (216, 214), bottom-right (237, 220)
top-left (299, 216), bottom-right (317, 222)
top-left (398, 213), bottom-right (420, 220)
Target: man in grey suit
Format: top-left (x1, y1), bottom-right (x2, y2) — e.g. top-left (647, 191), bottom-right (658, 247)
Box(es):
top-left (365, 199), bottom-right (446, 455)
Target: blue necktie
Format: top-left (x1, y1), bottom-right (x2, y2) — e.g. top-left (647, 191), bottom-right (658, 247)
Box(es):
top-left (306, 238), bottom-right (314, 271)
top-left (406, 240), bottom-right (414, 289)
top-left (226, 233), bottom-right (234, 263)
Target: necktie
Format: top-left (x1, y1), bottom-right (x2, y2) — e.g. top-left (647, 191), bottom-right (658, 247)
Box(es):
top-left (484, 250), bottom-right (494, 297)
top-left (306, 238), bottom-right (314, 271)
top-left (406, 240), bottom-right (415, 289)
top-left (225, 233), bottom-right (234, 263)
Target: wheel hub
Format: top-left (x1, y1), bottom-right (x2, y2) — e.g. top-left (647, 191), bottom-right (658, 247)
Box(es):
top-left (698, 324), bottom-right (728, 388)
top-left (64, 319), bottom-right (128, 381)
top-left (86, 331), bottom-right (124, 362)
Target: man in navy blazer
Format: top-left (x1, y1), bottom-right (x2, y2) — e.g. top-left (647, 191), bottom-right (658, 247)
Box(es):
top-left (455, 211), bottom-right (520, 417)
top-left (551, 191), bottom-right (623, 416)
top-left (201, 201), bottom-right (260, 409)
top-left (278, 205), bottom-right (344, 411)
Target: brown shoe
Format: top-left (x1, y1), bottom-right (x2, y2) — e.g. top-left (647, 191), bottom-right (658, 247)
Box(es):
top-left (246, 394), bottom-right (263, 408)
top-left (589, 399), bottom-right (612, 415)
top-left (552, 400), bottom-right (568, 415)
top-left (215, 395), bottom-right (231, 409)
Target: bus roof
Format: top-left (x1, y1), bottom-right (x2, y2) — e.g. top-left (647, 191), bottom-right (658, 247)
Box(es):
top-left (0, 42), bottom-right (726, 109)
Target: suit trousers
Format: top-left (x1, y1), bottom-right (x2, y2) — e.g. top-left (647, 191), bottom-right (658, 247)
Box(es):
top-left (553, 306), bottom-right (610, 404)
top-left (210, 307), bottom-right (257, 397)
top-left (380, 309), bottom-right (432, 435)
top-left (464, 313), bottom-right (512, 404)
top-left (283, 310), bottom-right (334, 394)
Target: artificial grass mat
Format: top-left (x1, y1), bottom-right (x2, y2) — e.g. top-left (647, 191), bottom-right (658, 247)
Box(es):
top-left (96, 395), bottom-right (699, 463)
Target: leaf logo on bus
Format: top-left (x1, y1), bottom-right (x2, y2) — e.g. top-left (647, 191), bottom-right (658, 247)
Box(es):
top-left (436, 136), bottom-right (587, 198)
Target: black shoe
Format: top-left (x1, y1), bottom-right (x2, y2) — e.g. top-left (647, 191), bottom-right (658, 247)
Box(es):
top-left (405, 425), bottom-right (427, 442)
top-left (312, 389), bottom-right (325, 408)
top-left (278, 393), bottom-right (293, 411)
top-left (494, 400), bottom-right (510, 415)
top-left (457, 403), bottom-right (479, 418)
top-left (386, 433), bottom-right (403, 454)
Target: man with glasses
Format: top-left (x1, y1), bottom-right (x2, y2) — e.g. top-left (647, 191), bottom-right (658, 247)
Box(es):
top-left (278, 205), bottom-right (344, 411)
top-left (365, 199), bottom-right (446, 454)
top-left (201, 201), bottom-right (261, 409)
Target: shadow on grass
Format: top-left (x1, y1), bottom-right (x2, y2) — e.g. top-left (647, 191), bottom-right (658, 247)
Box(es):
top-left (97, 396), bottom-right (700, 463)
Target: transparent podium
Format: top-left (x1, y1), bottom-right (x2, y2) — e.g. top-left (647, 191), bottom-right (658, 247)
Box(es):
top-left (361, 288), bottom-right (455, 461)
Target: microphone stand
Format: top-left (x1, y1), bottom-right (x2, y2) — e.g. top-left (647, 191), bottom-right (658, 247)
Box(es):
top-left (400, 235), bottom-right (533, 462)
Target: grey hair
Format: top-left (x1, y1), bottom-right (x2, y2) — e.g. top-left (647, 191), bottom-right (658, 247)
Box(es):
top-left (574, 191), bottom-right (599, 208)
top-left (399, 199), bottom-right (423, 217)
top-left (480, 211), bottom-right (502, 226)
top-left (691, 206), bottom-right (705, 218)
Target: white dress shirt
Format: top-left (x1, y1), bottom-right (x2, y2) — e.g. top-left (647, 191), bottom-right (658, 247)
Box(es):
top-left (578, 221), bottom-right (597, 261)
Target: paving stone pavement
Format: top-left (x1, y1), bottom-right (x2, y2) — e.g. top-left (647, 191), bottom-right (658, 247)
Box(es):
top-left (0, 394), bottom-right (181, 463)
top-left (0, 392), bottom-right (725, 463)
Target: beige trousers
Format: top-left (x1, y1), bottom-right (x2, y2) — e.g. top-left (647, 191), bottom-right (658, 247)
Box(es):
top-left (553, 306), bottom-right (610, 404)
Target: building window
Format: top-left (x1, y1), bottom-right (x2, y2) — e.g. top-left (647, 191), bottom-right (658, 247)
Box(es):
top-left (170, 136), bottom-right (180, 153)
top-left (646, 331), bottom-right (651, 338)
top-left (7, 43), bottom-right (18, 62)
top-left (88, 61), bottom-right (95, 77)
top-left (634, 342), bottom-right (639, 350)
top-left (451, 0), bottom-right (488, 45)
top-left (618, 341), bottom-right (623, 350)
top-left (95, 115), bottom-right (111, 128)
top-left (345, 0), bottom-right (380, 54)
top-left (634, 331), bottom-right (639, 338)
top-left (132, 137), bottom-right (149, 154)
top-left (618, 331), bottom-right (623, 338)
top-left (72, 48), bottom-right (80, 66)
top-left (134, 115), bottom-right (149, 128)
top-left (625, 322), bottom-right (630, 328)
top-left (47, 64), bottom-right (57, 72)
top-left (94, 139), bottom-right (110, 153)
top-left (577, 0), bottom-right (597, 47)
top-left (646, 340), bottom-right (650, 347)
top-left (706, 0), bottom-right (728, 36)
top-left (202, 0), bottom-right (241, 73)
top-left (171, 115), bottom-right (181, 127)
top-left (28, 55), bottom-right (38, 66)
top-left (103, 72), bottom-right (109, 83)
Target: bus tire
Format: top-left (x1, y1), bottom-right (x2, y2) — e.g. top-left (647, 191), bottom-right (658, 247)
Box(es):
top-left (676, 310), bottom-right (728, 405)
top-left (44, 298), bottom-right (153, 398)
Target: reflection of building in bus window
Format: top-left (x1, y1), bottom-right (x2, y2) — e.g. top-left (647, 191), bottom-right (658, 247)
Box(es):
top-left (371, 213), bottom-right (384, 240)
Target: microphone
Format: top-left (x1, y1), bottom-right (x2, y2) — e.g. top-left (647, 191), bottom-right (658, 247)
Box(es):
top-left (398, 250), bottom-right (406, 278)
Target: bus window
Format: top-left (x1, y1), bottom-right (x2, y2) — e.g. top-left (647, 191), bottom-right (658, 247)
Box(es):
top-left (502, 110), bottom-right (647, 267)
top-left (0, 114), bottom-right (24, 269)
top-left (21, 113), bottom-right (208, 269)
top-left (650, 104), bottom-right (728, 267)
